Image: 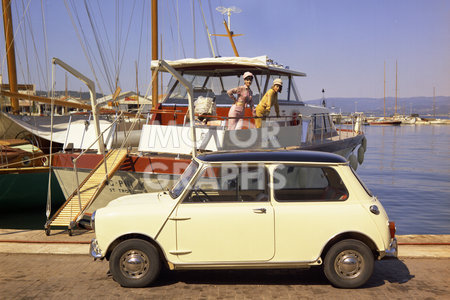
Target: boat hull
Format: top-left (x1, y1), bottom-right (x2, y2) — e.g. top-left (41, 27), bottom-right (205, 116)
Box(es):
top-left (0, 168), bottom-right (66, 212)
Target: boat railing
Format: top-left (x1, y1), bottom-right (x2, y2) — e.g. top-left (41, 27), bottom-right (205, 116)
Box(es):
top-left (145, 109), bottom-right (302, 130)
top-left (71, 111), bottom-right (124, 211)
top-left (0, 152), bottom-right (49, 169)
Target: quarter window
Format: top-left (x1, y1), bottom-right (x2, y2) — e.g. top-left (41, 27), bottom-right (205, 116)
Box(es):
top-left (273, 165), bottom-right (348, 202)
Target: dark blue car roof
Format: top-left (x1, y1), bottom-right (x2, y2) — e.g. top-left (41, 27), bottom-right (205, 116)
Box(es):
top-left (197, 150), bottom-right (347, 164)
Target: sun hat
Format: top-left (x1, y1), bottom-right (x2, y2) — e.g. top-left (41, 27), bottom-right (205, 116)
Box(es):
top-left (273, 78), bottom-right (283, 86)
top-left (243, 72), bottom-right (254, 80)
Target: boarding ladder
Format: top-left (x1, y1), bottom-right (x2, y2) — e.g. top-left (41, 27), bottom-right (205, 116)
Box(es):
top-left (45, 148), bottom-right (128, 235)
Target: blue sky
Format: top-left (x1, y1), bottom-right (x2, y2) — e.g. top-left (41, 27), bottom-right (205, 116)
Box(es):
top-left (0, 0), bottom-right (448, 100)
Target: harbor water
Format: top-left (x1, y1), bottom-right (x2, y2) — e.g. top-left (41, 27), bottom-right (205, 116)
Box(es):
top-left (1, 125), bottom-right (449, 235)
top-left (357, 124), bottom-right (450, 235)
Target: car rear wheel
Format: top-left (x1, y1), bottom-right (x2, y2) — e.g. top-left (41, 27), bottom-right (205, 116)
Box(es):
top-left (110, 239), bottom-right (160, 288)
top-left (323, 239), bottom-right (374, 288)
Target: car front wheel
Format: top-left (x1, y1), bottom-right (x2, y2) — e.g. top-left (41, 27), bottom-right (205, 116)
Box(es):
top-left (109, 239), bottom-right (160, 288)
top-left (323, 239), bottom-right (374, 288)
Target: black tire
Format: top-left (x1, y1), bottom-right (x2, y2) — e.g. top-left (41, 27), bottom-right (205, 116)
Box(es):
top-left (109, 239), bottom-right (161, 288)
top-left (323, 239), bottom-right (374, 288)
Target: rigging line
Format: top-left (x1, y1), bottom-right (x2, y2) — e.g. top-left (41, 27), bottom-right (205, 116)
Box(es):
top-left (13, 1), bottom-right (29, 89)
top-left (73, 8), bottom-right (106, 97)
top-left (136, 0), bottom-right (146, 68)
top-left (93, 0), bottom-right (116, 85)
top-left (73, 0), bottom-right (110, 96)
top-left (165, 1), bottom-right (177, 58)
top-left (115, 0), bottom-right (119, 88)
top-left (116, 0), bottom-right (138, 89)
top-left (175, 0), bottom-right (186, 58)
top-left (22, 0), bottom-right (47, 91)
top-left (89, 0), bottom-right (121, 94)
top-left (207, 0), bottom-right (220, 57)
top-left (0, 0), bottom-right (32, 84)
top-left (64, 0), bottom-right (105, 96)
top-left (40, 0), bottom-right (50, 94)
top-left (69, 0), bottom-right (104, 89)
top-left (84, 0), bottom-right (115, 93)
top-left (91, 0), bottom-right (117, 92)
top-left (197, 0), bottom-right (213, 57)
top-left (191, 0), bottom-right (196, 58)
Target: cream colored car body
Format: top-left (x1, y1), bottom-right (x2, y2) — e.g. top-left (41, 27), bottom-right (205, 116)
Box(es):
top-left (92, 155), bottom-right (394, 270)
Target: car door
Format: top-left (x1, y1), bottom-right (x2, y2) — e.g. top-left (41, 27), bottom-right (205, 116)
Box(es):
top-left (174, 164), bottom-right (275, 263)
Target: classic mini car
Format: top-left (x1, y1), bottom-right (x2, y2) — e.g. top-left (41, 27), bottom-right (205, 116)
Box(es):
top-left (90, 150), bottom-right (397, 288)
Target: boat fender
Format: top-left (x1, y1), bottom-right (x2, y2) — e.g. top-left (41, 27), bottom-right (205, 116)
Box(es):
top-left (357, 146), bottom-right (365, 165)
top-left (349, 154), bottom-right (358, 170)
top-left (41, 156), bottom-right (48, 166)
top-left (361, 136), bottom-right (367, 152)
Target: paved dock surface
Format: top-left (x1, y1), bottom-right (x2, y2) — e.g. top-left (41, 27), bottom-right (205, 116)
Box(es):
top-left (0, 254), bottom-right (449, 299)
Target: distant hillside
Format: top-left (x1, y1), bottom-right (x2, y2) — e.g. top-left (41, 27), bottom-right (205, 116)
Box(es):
top-left (305, 96), bottom-right (450, 116)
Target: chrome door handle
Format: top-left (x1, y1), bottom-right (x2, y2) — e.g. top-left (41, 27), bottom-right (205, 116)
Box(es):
top-left (253, 208), bottom-right (266, 214)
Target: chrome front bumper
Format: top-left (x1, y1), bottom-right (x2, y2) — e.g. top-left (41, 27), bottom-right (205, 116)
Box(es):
top-left (89, 238), bottom-right (103, 260)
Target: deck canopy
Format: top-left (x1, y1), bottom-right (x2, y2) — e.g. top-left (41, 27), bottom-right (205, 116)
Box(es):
top-left (151, 56), bottom-right (306, 77)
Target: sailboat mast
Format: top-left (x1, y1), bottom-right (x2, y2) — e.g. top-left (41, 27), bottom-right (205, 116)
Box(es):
top-left (151, 0), bottom-right (158, 108)
top-left (433, 86), bottom-right (436, 117)
top-left (395, 60), bottom-right (398, 115)
top-left (1, 0), bottom-right (19, 114)
top-left (384, 61), bottom-right (386, 118)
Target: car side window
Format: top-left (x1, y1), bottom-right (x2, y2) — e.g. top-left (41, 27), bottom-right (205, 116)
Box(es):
top-left (273, 165), bottom-right (348, 202)
top-left (184, 164), bottom-right (269, 203)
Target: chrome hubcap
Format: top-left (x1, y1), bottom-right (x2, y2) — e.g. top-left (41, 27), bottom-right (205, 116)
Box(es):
top-left (334, 250), bottom-right (364, 279)
top-left (120, 250), bottom-right (149, 279)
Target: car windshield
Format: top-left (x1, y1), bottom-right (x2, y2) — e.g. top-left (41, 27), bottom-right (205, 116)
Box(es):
top-left (169, 160), bottom-right (199, 198)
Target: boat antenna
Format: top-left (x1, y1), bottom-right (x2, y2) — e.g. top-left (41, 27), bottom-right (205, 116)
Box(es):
top-left (213, 6), bottom-right (243, 57)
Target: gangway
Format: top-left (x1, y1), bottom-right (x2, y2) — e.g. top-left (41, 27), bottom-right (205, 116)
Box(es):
top-left (45, 148), bottom-right (128, 235)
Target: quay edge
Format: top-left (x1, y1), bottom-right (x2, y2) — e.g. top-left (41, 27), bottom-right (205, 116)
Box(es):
top-left (0, 229), bottom-right (448, 258)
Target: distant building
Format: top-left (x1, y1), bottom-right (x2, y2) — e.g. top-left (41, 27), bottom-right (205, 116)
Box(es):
top-left (0, 79), bottom-right (36, 113)
top-left (97, 91), bottom-right (152, 113)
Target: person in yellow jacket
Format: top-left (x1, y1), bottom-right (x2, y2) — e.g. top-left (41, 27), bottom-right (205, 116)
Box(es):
top-left (254, 78), bottom-right (282, 128)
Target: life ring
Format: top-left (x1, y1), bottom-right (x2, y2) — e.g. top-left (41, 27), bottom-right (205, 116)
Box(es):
top-left (357, 146), bottom-right (365, 165)
top-left (349, 154), bottom-right (358, 170)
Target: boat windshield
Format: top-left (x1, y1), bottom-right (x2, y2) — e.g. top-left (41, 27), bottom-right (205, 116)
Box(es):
top-left (169, 160), bottom-right (199, 198)
top-left (162, 73), bottom-right (302, 106)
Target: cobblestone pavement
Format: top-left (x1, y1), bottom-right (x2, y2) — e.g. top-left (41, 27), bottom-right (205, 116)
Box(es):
top-left (0, 254), bottom-right (449, 299)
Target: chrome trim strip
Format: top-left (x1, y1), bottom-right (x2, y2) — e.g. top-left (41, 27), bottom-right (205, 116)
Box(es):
top-left (169, 216), bottom-right (191, 221)
top-left (169, 250), bottom-right (192, 255)
top-left (170, 259), bottom-right (320, 270)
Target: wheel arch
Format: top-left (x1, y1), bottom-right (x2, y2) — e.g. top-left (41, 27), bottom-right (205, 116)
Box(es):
top-left (320, 231), bottom-right (380, 260)
top-left (105, 234), bottom-right (168, 266)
